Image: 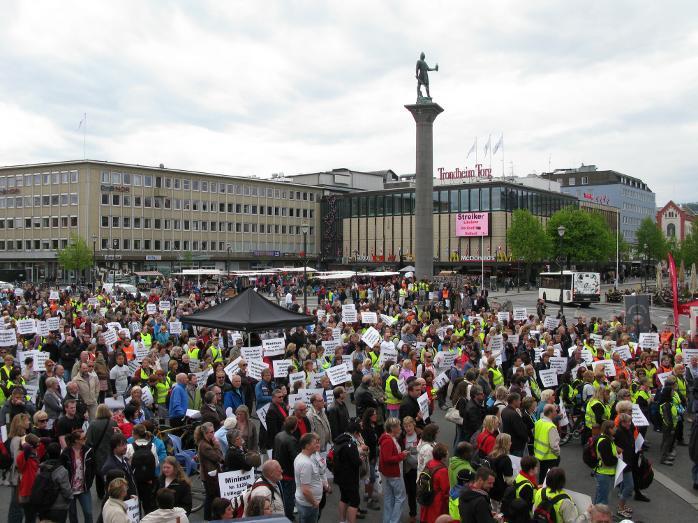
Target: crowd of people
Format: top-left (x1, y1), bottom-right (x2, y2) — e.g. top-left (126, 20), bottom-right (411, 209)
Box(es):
top-left (0, 276), bottom-right (696, 523)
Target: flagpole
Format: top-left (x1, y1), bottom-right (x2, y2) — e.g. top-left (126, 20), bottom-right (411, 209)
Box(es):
top-left (501, 135), bottom-right (505, 179)
top-left (83, 113), bottom-right (87, 159)
top-left (475, 136), bottom-right (478, 167)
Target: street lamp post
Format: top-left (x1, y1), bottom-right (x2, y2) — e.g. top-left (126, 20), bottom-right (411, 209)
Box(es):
top-left (91, 233), bottom-right (97, 287)
top-left (226, 243), bottom-right (231, 274)
top-left (643, 243), bottom-right (649, 291)
top-left (301, 222), bottom-right (309, 313)
top-left (557, 225), bottom-right (566, 319)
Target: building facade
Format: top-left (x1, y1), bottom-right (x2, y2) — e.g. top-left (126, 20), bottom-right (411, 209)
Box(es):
top-left (541, 165), bottom-right (655, 244)
top-left (0, 161), bottom-right (322, 281)
top-left (320, 180), bottom-right (578, 271)
top-left (656, 200), bottom-right (694, 241)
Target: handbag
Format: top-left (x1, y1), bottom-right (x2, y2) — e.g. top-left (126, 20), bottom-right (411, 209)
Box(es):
top-left (445, 406), bottom-right (464, 425)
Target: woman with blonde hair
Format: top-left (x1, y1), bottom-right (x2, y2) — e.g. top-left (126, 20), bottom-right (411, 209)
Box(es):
top-left (234, 405), bottom-right (260, 453)
top-left (476, 414), bottom-right (500, 456)
top-left (102, 477), bottom-right (130, 523)
top-left (158, 455), bottom-right (193, 514)
top-left (195, 421), bottom-right (223, 520)
top-left (487, 433), bottom-right (514, 508)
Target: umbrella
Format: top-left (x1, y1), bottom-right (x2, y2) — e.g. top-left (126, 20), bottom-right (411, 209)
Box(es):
top-left (690, 263), bottom-right (698, 294)
top-left (399, 265), bottom-right (416, 272)
top-left (656, 263), bottom-right (663, 290)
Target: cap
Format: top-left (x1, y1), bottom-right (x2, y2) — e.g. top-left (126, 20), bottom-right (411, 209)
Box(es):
top-left (223, 417), bottom-right (237, 430)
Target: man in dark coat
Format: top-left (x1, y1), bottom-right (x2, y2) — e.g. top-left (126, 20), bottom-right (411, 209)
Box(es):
top-left (264, 389), bottom-right (289, 449)
top-left (462, 385), bottom-right (486, 443)
top-left (272, 416), bottom-right (299, 521)
top-left (500, 393), bottom-right (529, 456)
top-left (355, 375), bottom-right (378, 419)
top-left (399, 381), bottom-right (428, 429)
top-left (327, 386), bottom-right (350, 441)
top-left (101, 433), bottom-right (138, 497)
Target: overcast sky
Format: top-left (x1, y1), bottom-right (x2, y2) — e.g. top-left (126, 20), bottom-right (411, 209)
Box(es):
top-left (1, 0), bottom-right (697, 204)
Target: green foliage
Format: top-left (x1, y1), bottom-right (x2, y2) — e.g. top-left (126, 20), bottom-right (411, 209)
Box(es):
top-left (57, 235), bottom-right (93, 273)
top-left (507, 209), bottom-right (550, 262)
top-left (635, 217), bottom-right (668, 261)
top-left (546, 206), bottom-right (615, 263)
top-left (182, 251), bottom-right (194, 267)
top-left (677, 231), bottom-right (698, 267)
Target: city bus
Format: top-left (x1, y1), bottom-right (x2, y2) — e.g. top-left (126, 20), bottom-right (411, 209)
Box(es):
top-left (538, 271), bottom-right (601, 307)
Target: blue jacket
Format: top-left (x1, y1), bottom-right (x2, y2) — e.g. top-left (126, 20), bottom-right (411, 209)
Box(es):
top-left (223, 387), bottom-right (245, 413)
top-left (255, 379), bottom-right (274, 408)
top-left (168, 382), bottom-right (188, 418)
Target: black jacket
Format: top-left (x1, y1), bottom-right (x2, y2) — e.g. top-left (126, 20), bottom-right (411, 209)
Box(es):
top-left (272, 430), bottom-right (299, 477)
top-left (61, 445), bottom-right (96, 493)
top-left (462, 398), bottom-right (486, 441)
top-left (355, 383), bottom-right (378, 419)
top-left (101, 452), bottom-right (138, 496)
top-left (157, 476), bottom-right (192, 514)
top-left (265, 403), bottom-right (289, 449)
top-left (459, 484), bottom-right (496, 523)
top-left (500, 406), bottom-right (529, 453)
top-left (327, 401), bottom-right (350, 441)
top-left (332, 433), bottom-right (361, 486)
top-left (224, 445), bottom-right (252, 472)
top-left (399, 395), bottom-right (425, 427)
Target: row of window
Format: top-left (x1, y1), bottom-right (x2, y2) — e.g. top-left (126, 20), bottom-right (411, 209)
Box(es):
top-left (0, 216), bottom-right (78, 229)
top-left (0, 194), bottom-right (78, 208)
top-left (100, 171), bottom-right (316, 201)
top-left (621, 187), bottom-right (654, 202)
top-left (0, 239), bottom-right (70, 251)
top-left (99, 215), bottom-right (314, 235)
top-left (0, 171), bottom-right (79, 188)
top-left (100, 193), bottom-right (315, 218)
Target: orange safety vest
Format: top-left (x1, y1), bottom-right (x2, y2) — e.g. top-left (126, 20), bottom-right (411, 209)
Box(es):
top-left (123, 344), bottom-right (135, 361)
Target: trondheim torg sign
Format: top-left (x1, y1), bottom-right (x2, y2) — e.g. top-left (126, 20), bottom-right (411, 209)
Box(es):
top-left (437, 164), bottom-right (492, 182)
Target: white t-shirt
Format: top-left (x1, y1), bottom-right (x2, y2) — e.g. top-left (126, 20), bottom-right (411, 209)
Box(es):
top-left (294, 452), bottom-right (323, 507)
top-left (109, 364), bottom-right (130, 396)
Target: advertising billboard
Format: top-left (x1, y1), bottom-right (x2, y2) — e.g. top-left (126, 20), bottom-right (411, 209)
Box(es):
top-left (456, 212), bottom-right (489, 237)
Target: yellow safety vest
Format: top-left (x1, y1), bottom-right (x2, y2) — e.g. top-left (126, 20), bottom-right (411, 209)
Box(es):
top-left (187, 348), bottom-right (200, 360)
top-left (489, 368), bottom-right (504, 387)
top-left (385, 375), bottom-right (401, 406)
top-left (596, 436), bottom-right (617, 475)
top-left (533, 419), bottom-right (557, 461)
top-left (533, 488), bottom-right (569, 522)
top-left (585, 398), bottom-right (610, 429)
top-left (209, 346), bottom-right (223, 363)
top-left (676, 376), bottom-right (687, 399)
top-left (142, 332), bottom-right (152, 348)
top-left (514, 473), bottom-right (534, 500)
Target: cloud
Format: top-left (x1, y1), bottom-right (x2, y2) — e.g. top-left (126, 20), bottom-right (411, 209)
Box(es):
top-left (1, 0), bottom-right (698, 205)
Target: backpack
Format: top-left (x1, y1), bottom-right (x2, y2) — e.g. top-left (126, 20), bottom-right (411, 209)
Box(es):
top-left (130, 441), bottom-right (156, 482)
top-left (29, 462), bottom-right (62, 513)
top-left (532, 489), bottom-right (569, 523)
top-left (416, 462), bottom-right (446, 506)
top-left (636, 452), bottom-right (654, 490)
top-left (582, 435), bottom-right (600, 469)
top-left (0, 439), bottom-right (12, 470)
top-left (500, 480), bottom-right (532, 520)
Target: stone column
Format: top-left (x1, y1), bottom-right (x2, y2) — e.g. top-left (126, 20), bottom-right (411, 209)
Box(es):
top-left (405, 101), bottom-right (444, 281)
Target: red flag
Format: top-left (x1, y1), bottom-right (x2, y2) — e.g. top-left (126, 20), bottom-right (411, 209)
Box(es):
top-left (668, 253), bottom-right (680, 339)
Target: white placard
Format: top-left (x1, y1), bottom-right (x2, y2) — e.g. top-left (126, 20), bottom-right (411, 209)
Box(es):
top-left (497, 311), bottom-right (510, 322)
top-left (509, 454), bottom-right (522, 478)
top-left (332, 327), bottom-right (342, 339)
top-left (185, 409), bottom-right (202, 419)
top-left (125, 497), bottom-right (140, 523)
top-left (489, 335), bottom-right (503, 352)
top-left (103, 328), bottom-right (118, 346)
top-left (146, 303), bottom-right (157, 315)
top-left (316, 309), bottom-right (326, 320)
top-left (107, 322), bottom-right (122, 332)
top-left (169, 321), bottom-right (182, 335)
top-left (635, 433), bottom-right (645, 453)
top-left (434, 371), bottom-right (450, 390)
top-left (321, 339), bottom-right (341, 353)
top-left (361, 312), bottom-right (378, 324)
top-left (613, 345), bottom-right (632, 361)
top-left (25, 384), bottom-right (39, 403)
top-left (224, 357), bottom-right (242, 381)
top-left (632, 404), bottom-right (649, 426)
top-left (590, 334), bottom-right (603, 349)
top-left (14, 288), bottom-right (23, 297)
top-left (549, 357), bottom-right (568, 375)
top-left (417, 392), bottom-right (430, 420)
top-left (656, 371), bottom-right (672, 387)
top-left (595, 359), bottom-right (616, 377)
top-left (105, 397), bottom-right (126, 410)
top-left (342, 309), bottom-right (358, 323)
top-left (49, 290), bottom-right (59, 301)
top-left (262, 338), bottom-right (285, 357)
top-left (256, 403), bottom-right (270, 430)
top-left (248, 360), bottom-right (269, 380)
top-left (241, 346), bottom-right (263, 361)
top-left (538, 369), bottom-right (558, 388)
top-left (194, 371), bottom-right (208, 389)
top-left (127, 360), bottom-right (140, 377)
top-left (508, 335), bottom-right (519, 346)
top-left (513, 308), bottom-right (527, 321)
top-left (326, 363), bottom-right (350, 386)
top-left (639, 333), bottom-right (660, 350)
top-left (379, 347), bottom-right (398, 367)
top-left (543, 316), bottom-right (559, 331)
top-left (135, 345), bottom-right (149, 363)
top-left (188, 359), bottom-right (201, 373)
top-left (380, 314), bottom-right (396, 326)
top-left (614, 457), bottom-right (627, 488)
top-left (46, 317), bottom-right (60, 331)
top-left (301, 388), bottom-right (323, 404)
top-left (580, 349), bottom-right (594, 365)
top-left (158, 300), bottom-right (171, 311)
top-left (17, 319), bottom-right (36, 335)
top-left (397, 378), bottom-right (407, 395)
top-left (218, 468), bottom-right (255, 501)
top-left (288, 370), bottom-right (306, 385)
top-left (140, 386), bottom-right (154, 406)
top-left (440, 350), bottom-right (457, 368)
top-left (36, 321), bottom-right (49, 337)
top-left (361, 327), bottom-right (381, 348)
top-left (272, 359), bottom-right (294, 378)
top-left (34, 351), bottom-right (49, 372)
top-left (88, 297), bottom-right (99, 307)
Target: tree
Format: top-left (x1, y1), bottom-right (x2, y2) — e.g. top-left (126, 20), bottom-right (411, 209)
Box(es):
top-left (57, 234), bottom-right (93, 282)
top-left (546, 206), bottom-right (615, 265)
top-left (182, 251), bottom-right (194, 267)
top-left (678, 230), bottom-right (698, 267)
top-left (635, 217), bottom-right (668, 262)
top-left (507, 209), bottom-right (550, 283)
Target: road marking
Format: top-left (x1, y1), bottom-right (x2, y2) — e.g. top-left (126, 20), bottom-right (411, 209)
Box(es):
top-left (653, 469), bottom-right (698, 511)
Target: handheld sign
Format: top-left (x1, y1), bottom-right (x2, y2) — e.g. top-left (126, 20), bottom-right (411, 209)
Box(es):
top-left (543, 316), bottom-right (559, 331)
top-left (105, 397), bottom-right (126, 411)
top-left (218, 469), bottom-right (255, 501)
top-left (342, 308), bottom-right (358, 323)
top-left (613, 345), bottom-right (632, 361)
top-left (158, 301), bottom-right (171, 311)
top-left (135, 345), bottom-right (149, 363)
top-left (638, 333), bottom-right (660, 350)
top-left (326, 363), bottom-right (351, 386)
top-left (632, 404), bottom-right (649, 427)
top-left (262, 338), bottom-right (285, 357)
top-left (248, 360), bottom-right (270, 381)
top-left (224, 357), bottom-right (242, 381)
top-left (380, 314), bottom-right (396, 326)
top-left (397, 378), bottom-right (407, 395)
top-left (440, 350), bottom-right (457, 368)
top-left (17, 319), bottom-right (36, 335)
top-left (288, 370), bottom-right (306, 385)
top-left (417, 392), bottom-right (430, 420)
top-left (513, 308), bottom-right (527, 321)
top-left (361, 312), bottom-right (378, 324)
top-left (256, 403), bottom-right (270, 430)
top-left (272, 359), bottom-right (294, 378)
top-left (497, 311), bottom-right (509, 322)
top-left (125, 497), bottom-right (140, 523)
top-left (14, 288), bottom-right (23, 297)
top-left (146, 303), bottom-right (157, 315)
top-left (88, 297), bottom-right (99, 307)
top-left (434, 371), bottom-right (450, 390)
top-left (489, 335), bottom-right (503, 352)
top-left (538, 369), bottom-right (558, 388)
top-left (241, 346), bottom-right (263, 361)
top-left (549, 357), bottom-right (568, 375)
top-left (103, 328), bottom-right (118, 346)
top-left (36, 321), bottom-right (49, 337)
top-left (49, 290), bottom-right (59, 301)
top-left (321, 339), bottom-right (341, 353)
top-left (316, 309), bottom-right (326, 320)
top-left (580, 349), bottom-right (594, 365)
top-left (379, 347), bottom-right (398, 367)
top-left (361, 327), bottom-right (381, 348)
top-left (595, 359), bottom-right (616, 377)
top-left (46, 317), bottom-right (60, 331)
top-left (590, 334), bottom-right (603, 348)
top-left (168, 321), bottom-right (182, 335)
top-left (656, 371), bottom-right (672, 387)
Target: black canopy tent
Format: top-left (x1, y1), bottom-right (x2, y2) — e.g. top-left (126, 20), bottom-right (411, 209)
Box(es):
top-left (180, 288), bottom-right (314, 332)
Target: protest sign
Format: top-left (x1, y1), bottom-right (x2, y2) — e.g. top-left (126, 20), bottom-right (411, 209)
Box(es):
top-left (49, 290), bottom-right (59, 301)
top-left (248, 360), bottom-right (269, 381)
top-left (513, 308), bottom-right (527, 321)
top-left (321, 339), bottom-right (341, 353)
top-left (638, 332), bottom-right (660, 350)
top-left (87, 297), bottom-right (99, 307)
top-left (34, 351), bottom-right (49, 372)
top-left (224, 357), bottom-right (242, 381)
top-left (17, 319), bottom-right (36, 335)
top-left (613, 345), bottom-right (632, 361)
top-left (194, 372), bottom-right (209, 389)
top-left (25, 384), bottom-right (39, 403)
top-left (140, 386), bottom-right (154, 406)
top-left (272, 359), bottom-right (294, 378)
top-left (107, 322), bottom-right (122, 332)
top-left (656, 371), bottom-right (672, 387)
top-left (146, 303), bottom-right (157, 315)
top-left (256, 403), bottom-right (270, 430)
top-left (497, 311), bottom-right (509, 322)
top-left (580, 349), bottom-right (594, 365)
top-left (127, 360), bottom-right (140, 377)
top-left (590, 334), bottom-right (603, 348)
top-left (440, 350), bottom-right (457, 368)
top-left (417, 392), bottom-right (430, 420)
top-left (632, 404), bottom-right (649, 426)
top-left (241, 346), bottom-right (263, 361)
top-left (397, 378), bottom-right (407, 395)
top-left (331, 327), bottom-right (342, 339)
top-left (262, 338), bottom-right (285, 357)
top-left (538, 369), bottom-right (558, 388)
top-left (434, 372), bottom-right (450, 390)
top-left (46, 317), bottom-right (60, 331)
top-left (125, 497), bottom-right (140, 523)
top-left (158, 301), bottom-right (171, 311)
top-left (614, 458), bottom-right (627, 488)
top-left (543, 316), bottom-right (559, 331)
top-left (342, 308), bottom-right (358, 323)
top-left (36, 321), bottom-right (49, 337)
top-left (188, 359), bottom-right (201, 373)
top-left (135, 345), bottom-right (149, 362)
top-left (301, 388), bottom-right (324, 404)
top-left (288, 371), bottom-right (306, 385)
top-left (316, 309), bottom-right (326, 320)
top-left (595, 359), bottom-right (616, 377)
top-left (508, 334), bottom-right (519, 346)
top-left (361, 312), bottom-right (378, 324)
top-left (489, 335), bottom-right (503, 352)
top-left (379, 346), bottom-right (398, 367)
top-left (14, 288), bottom-right (23, 297)
top-left (380, 314), bottom-right (396, 326)
top-left (103, 328), bottom-right (118, 346)
top-left (549, 357), bottom-right (568, 375)
top-left (105, 397), bottom-right (126, 411)
top-left (509, 454), bottom-right (522, 478)
top-left (169, 321), bottom-right (182, 335)
top-left (185, 409), bottom-right (201, 419)
top-left (326, 363), bottom-right (350, 386)
top-left (218, 469), bottom-right (255, 501)
top-left (361, 327), bottom-right (381, 348)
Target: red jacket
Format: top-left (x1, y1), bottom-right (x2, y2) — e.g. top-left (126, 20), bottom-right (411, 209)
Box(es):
top-left (420, 459), bottom-right (450, 523)
top-left (16, 446), bottom-right (44, 498)
top-left (378, 432), bottom-right (405, 477)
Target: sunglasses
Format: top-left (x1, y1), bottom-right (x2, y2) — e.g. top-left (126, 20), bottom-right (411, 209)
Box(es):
top-left (38, 418), bottom-right (48, 423)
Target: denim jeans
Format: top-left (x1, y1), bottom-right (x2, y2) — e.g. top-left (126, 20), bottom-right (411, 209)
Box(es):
top-left (594, 472), bottom-right (614, 505)
top-left (297, 503), bottom-right (319, 523)
top-left (280, 478), bottom-right (296, 521)
top-left (381, 475), bottom-right (406, 523)
top-left (617, 468), bottom-right (634, 501)
top-left (69, 491), bottom-right (93, 523)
